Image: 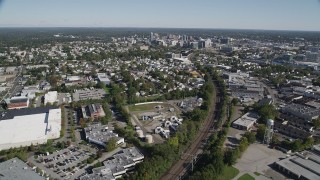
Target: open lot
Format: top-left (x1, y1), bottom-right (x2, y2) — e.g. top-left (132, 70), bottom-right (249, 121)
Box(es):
top-left (233, 143), bottom-right (287, 180)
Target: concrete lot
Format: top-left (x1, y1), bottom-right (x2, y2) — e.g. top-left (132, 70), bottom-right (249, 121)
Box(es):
top-left (233, 143), bottom-right (287, 180)
top-left (224, 127), bottom-right (244, 148)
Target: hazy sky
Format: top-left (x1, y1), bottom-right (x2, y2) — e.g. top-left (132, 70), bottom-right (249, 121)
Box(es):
top-left (0, 0), bottom-right (320, 31)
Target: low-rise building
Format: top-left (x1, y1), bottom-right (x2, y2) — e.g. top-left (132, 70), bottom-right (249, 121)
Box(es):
top-left (81, 104), bottom-right (105, 119)
top-left (73, 88), bottom-right (107, 102)
top-left (232, 112), bottom-right (258, 130)
top-left (282, 103), bottom-right (320, 122)
top-left (44, 91), bottom-right (58, 105)
top-left (97, 73), bottom-right (111, 85)
top-left (274, 148), bottom-right (320, 180)
top-left (84, 123), bottom-right (124, 147)
top-left (5, 97), bottom-right (29, 109)
top-left (80, 147), bottom-right (144, 180)
top-left (274, 121), bottom-right (312, 139)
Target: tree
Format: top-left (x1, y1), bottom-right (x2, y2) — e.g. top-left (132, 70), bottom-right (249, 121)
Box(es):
top-left (96, 150), bottom-right (103, 158)
top-left (231, 98), bottom-right (238, 106)
top-left (258, 104), bottom-right (278, 121)
top-left (256, 124), bottom-right (266, 141)
top-left (79, 118), bottom-right (86, 128)
top-left (168, 136), bottom-right (179, 148)
top-left (100, 116), bottom-right (108, 125)
top-left (272, 134), bottom-right (280, 145)
top-left (106, 137), bottom-right (117, 152)
top-left (238, 137), bottom-right (249, 152)
top-left (28, 143), bottom-right (35, 152)
top-left (49, 76), bottom-right (59, 87)
top-left (243, 131), bottom-right (256, 144)
top-left (312, 118), bottom-right (320, 129)
top-left (291, 139), bottom-right (303, 152)
top-left (224, 148), bottom-right (239, 165)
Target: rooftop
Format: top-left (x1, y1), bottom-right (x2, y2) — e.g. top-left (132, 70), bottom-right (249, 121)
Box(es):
top-left (275, 151), bottom-right (320, 180)
top-left (0, 106), bottom-right (59, 121)
top-left (232, 112), bottom-right (258, 127)
top-left (0, 158), bottom-right (44, 180)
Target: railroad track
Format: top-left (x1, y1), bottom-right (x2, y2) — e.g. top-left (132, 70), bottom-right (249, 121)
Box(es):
top-left (160, 82), bottom-right (220, 180)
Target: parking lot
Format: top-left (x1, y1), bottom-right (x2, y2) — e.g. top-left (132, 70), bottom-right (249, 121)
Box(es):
top-left (233, 143), bottom-right (287, 180)
top-left (32, 146), bottom-right (92, 179)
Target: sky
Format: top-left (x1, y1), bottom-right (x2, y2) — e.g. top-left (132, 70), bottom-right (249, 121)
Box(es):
top-left (0, 0), bottom-right (320, 31)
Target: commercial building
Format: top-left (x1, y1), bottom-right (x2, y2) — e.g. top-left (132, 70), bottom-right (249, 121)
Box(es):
top-left (73, 88), bottom-right (107, 102)
top-left (84, 123), bottom-right (124, 147)
top-left (274, 147), bottom-right (320, 180)
top-left (81, 104), bottom-right (105, 119)
top-left (0, 158), bottom-right (44, 180)
top-left (80, 147), bottom-right (144, 180)
top-left (232, 112), bottom-right (258, 130)
top-left (97, 73), bottom-right (111, 85)
top-left (0, 107), bottom-right (61, 150)
top-left (44, 91), bottom-right (58, 105)
top-left (5, 97), bottom-right (30, 109)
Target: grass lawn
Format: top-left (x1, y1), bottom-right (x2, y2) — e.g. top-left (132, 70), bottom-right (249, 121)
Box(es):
top-left (254, 172), bottom-right (260, 176)
top-left (219, 166), bottom-right (240, 180)
top-left (128, 103), bottom-right (164, 112)
top-left (238, 173), bottom-right (255, 180)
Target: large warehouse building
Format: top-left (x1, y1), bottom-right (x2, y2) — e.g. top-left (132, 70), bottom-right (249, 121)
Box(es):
top-left (0, 107), bottom-right (61, 150)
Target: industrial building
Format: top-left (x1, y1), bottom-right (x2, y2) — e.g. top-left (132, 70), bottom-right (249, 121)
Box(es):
top-left (232, 112), bottom-right (258, 130)
top-left (84, 123), bottom-right (124, 147)
top-left (5, 96), bottom-right (30, 109)
top-left (274, 145), bottom-right (320, 180)
top-left (223, 72), bottom-right (264, 104)
top-left (80, 147), bottom-right (144, 180)
top-left (73, 88), bottom-right (107, 102)
top-left (0, 158), bottom-right (44, 180)
top-left (282, 103), bottom-right (320, 122)
top-left (274, 121), bottom-right (312, 139)
top-left (0, 107), bottom-right (61, 150)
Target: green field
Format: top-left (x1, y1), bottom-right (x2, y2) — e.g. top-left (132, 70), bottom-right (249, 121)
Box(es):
top-left (238, 173), bottom-right (255, 180)
top-left (219, 166), bottom-right (240, 180)
top-left (128, 103), bottom-right (165, 112)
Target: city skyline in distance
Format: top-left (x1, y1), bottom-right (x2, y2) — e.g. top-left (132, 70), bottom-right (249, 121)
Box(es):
top-left (0, 0), bottom-right (320, 31)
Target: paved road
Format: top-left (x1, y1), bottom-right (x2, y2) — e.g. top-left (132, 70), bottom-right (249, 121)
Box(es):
top-left (160, 82), bottom-right (219, 180)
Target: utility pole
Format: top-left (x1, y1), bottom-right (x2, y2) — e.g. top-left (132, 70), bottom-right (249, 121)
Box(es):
top-left (185, 153), bottom-right (196, 172)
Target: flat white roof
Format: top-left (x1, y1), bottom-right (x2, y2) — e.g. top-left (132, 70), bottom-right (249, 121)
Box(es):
top-left (232, 112), bottom-right (258, 127)
top-left (0, 113), bottom-right (47, 149)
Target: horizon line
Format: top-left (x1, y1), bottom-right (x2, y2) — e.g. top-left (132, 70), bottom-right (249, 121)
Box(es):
top-left (0, 26), bottom-right (319, 33)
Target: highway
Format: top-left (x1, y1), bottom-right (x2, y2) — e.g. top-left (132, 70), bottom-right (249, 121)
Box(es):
top-left (160, 82), bottom-right (220, 180)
